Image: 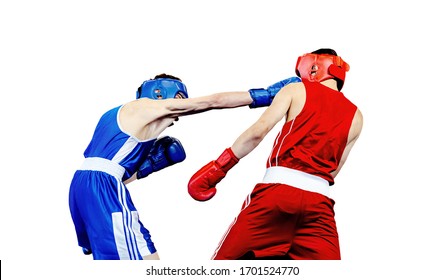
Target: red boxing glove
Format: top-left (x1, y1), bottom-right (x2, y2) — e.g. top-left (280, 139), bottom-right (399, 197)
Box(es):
top-left (188, 148), bottom-right (239, 201)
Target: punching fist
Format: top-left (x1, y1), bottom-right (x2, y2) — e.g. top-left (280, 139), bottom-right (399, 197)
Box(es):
top-left (249, 76), bottom-right (301, 108)
top-left (188, 148), bottom-right (239, 201)
top-left (136, 136), bottom-right (186, 179)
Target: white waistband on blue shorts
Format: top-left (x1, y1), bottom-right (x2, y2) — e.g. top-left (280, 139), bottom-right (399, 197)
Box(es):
top-left (262, 166), bottom-right (330, 198)
top-left (79, 157), bottom-right (125, 179)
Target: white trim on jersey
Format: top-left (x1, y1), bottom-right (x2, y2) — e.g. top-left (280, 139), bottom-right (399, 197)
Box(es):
top-left (269, 119), bottom-right (296, 166)
top-left (267, 130), bottom-right (282, 167)
top-left (112, 136), bottom-right (139, 164)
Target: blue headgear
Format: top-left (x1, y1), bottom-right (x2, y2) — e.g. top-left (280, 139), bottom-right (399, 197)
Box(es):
top-left (136, 78), bottom-right (188, 100)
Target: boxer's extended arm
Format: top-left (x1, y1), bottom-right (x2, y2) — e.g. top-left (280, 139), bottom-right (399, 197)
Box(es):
top-left (160, 91), bottom-right (253, 118)
top-left (135, 78), bottom-right (300, 123)
top-left (122, 91), bottom-right (253, 137)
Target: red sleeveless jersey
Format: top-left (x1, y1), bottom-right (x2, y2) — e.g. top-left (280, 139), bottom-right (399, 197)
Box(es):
top-left (267, 79), bottom-right (357, 185)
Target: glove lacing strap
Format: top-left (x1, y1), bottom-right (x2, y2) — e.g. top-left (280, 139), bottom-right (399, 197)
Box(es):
top-left (79, 157), bottom-right (125, 179)
top-left (216, 148), bottom-right (239, 172)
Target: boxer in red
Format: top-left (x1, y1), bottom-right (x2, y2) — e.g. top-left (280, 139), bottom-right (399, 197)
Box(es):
top-left (188, 48), bottom-right (363, 260)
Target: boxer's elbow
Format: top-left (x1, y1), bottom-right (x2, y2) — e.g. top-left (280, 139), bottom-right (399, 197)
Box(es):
top-left (248, 123), bottom-right (268, 146)
top-left (233, 123), bottom-right (268, 159)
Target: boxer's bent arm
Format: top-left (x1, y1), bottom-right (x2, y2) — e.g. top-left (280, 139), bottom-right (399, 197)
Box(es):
top-left (231, 87), bottom-right (293, 159)
top-left (123, 173), bottom-right (137, 184)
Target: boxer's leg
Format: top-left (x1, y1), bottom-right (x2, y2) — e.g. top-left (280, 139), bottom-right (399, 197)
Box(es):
top-left (288, 192), bottom-right (340, 260)
top-left (213, 183), bottom-right (296, 259)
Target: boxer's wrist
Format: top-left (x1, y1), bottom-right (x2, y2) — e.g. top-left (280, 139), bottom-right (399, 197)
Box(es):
top-left (216, 148), bottom-right (239, 172)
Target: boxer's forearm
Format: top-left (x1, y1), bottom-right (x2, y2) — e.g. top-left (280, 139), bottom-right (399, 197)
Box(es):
top-left (231, 136), bottom-right (262, 159)
top-left (213, 91), bottom-right (253, 108)
top-left (161, 91), bottom-right (252, 118)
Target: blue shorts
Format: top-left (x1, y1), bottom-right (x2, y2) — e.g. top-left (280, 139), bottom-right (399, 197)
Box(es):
top-left (69, 168), bottom-right (156, 260)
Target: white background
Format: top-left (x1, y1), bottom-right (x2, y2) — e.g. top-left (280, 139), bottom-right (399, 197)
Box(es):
top-left (1, 0), bottom-right (442, 279)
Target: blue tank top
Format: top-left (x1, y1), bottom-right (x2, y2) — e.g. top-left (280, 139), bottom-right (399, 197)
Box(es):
top-left (84, 105), bottom-right (156, 181)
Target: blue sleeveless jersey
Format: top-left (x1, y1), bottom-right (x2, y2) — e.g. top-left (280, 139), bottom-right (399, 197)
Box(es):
top-left (69, 105), bottom-right (158, 260)
top-left (84, 105), bottom-right (155, 181)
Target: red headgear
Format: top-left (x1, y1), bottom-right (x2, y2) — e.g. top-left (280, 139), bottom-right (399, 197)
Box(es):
top-left (295, 53), bottom-right (350, 89)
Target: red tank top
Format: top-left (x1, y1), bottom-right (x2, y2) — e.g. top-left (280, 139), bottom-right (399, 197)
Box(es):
top-left (267, 79), bottom-right (357, 185)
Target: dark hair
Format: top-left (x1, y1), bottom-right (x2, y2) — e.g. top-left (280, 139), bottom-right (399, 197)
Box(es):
top-left (310, 48), bottom-right (343, 90)
top-left (153, 73), bottom-right (182, 81)
top-left (311, 48), bottom-right (338, 56)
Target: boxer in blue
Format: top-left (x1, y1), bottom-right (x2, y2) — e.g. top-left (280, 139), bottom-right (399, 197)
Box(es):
top-left (69, 73), bottom-right (300, 260)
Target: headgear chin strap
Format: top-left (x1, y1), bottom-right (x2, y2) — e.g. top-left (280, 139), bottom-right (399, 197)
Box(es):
top-left (295, 53), bottom-right (350, 89)
top-left (136, 78), bottom-right (188, 100)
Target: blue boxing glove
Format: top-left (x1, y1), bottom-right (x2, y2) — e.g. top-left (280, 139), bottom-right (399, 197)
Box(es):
top-left (249, 76), bottom-right (301, 108)
top-left (136, 136), bottom-right (186, 179)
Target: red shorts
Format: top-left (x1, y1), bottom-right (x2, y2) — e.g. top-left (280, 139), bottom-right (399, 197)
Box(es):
top-left (212, 183), bottom-right (340, 260)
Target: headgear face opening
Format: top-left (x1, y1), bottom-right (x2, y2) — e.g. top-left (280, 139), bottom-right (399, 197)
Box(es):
top-left (136, 78), bottom-right (188, 100)
top-left (295, 53), bottom-right (350, 90)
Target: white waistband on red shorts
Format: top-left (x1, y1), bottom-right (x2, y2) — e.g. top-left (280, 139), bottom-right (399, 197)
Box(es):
top-left (261, 166), bottom-right (330, 198)
top-left (79, 157), bottom-right (125, 179)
